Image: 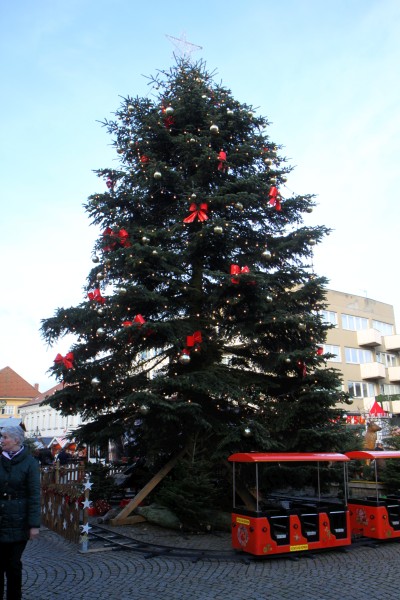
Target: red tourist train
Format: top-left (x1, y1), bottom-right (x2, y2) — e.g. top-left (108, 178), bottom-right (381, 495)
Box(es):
top-left (346, 450), bottom-right (400, 541)
top-left (228, 450), bottom-right (400, 557)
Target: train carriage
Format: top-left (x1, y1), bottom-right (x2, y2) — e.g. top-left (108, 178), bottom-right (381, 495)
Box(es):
top-left (228, 452), bottom-right (351, 557)
top-left (346, 450), bottom-right (400, 541)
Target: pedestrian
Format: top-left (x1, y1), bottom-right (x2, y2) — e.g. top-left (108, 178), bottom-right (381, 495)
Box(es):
top-left (38, 448), bottom-right (54, 466)
top-left (0, 426), bottom-right (40, 600)
top-left (56, 448), bottom-right (72, 465)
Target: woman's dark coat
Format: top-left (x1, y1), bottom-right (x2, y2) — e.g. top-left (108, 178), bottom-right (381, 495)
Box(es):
top-left (0, 448), bottom-right (41, 542)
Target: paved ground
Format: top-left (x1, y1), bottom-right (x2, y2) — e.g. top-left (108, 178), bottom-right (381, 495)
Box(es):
top-left (21, 523), bottom-right (400, 600)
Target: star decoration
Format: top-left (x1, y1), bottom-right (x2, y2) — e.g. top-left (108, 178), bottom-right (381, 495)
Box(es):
top-left (83, 481), bottom-right (93, 491)
top-left (165, 33), bottom-right (202, 59)
top-left (80, 523), bottom-right (92, 534)
top-left (82, 499), bottom-right (92, 509)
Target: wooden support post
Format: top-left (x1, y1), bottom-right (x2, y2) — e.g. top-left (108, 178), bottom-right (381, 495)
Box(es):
top-left (55, 460), bottom-right (60, 484)
top-left (110, 448), bottom-right (187, 526)
top-left (79, 483), bottom-right (90, 553)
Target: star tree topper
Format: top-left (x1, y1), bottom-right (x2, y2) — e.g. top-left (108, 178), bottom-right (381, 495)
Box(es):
top-left (165, 32), bottom-right (202, 59)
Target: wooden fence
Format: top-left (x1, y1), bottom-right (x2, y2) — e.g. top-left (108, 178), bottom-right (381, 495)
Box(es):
top-left (41, 462), bottom-right (88, 547)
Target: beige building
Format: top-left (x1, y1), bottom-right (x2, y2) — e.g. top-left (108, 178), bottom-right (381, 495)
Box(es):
top-left (321, 290), bottom-right (400, 419)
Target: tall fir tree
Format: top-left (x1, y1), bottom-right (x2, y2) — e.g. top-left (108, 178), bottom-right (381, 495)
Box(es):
top-left (41, 58), bottom-right (352, 520)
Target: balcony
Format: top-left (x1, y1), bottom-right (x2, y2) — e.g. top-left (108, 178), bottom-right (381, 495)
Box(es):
top-left (360, 362), bottom-right (386, 380)
top-left (384, 334), bottom-right (400, 351)
top-left (388, 366), bottom-right (400, 382)
top-left (357, 328), bottom-right (382, 347)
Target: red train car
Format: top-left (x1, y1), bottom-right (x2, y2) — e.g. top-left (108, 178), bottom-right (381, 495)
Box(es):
top-left (228, 452), bottom-right (351, 557)
top-left (346, 450), bottom-right (400, 541)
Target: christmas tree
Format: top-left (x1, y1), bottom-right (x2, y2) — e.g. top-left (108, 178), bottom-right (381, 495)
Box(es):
top-left (41, 58), bottom-right (352, 524)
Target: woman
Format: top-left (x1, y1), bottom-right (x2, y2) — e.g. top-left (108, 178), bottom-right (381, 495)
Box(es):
top-left (0, 426), bottom-right (40, 600)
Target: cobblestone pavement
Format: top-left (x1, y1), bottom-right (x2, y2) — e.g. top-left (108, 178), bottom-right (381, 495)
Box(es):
top-left (21, 524), bottom-right (400, 600)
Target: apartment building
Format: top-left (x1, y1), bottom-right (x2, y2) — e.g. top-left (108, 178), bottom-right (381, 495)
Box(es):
top-left (320, 289), bottom-right (400, 420)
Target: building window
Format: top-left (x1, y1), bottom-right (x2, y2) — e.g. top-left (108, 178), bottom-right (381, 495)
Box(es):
top-left (341, 314), bottom-right (369, 331)
top-left (348, 381), bottom-right (375, 398)
top-left (379, 384), bottom-right (400, 396)
top-left (1, 405), bottom-right (15, 415)
top-left (376, 352), bottom-right (397, 367)
top-left (321, 344), bottom-right (341, 362)
top-left (373, 320), bottom-right (394, 336)
top-left (345, 347), bottom-right (373, 364)
top-left (320, 310), bottom-right (338, 326)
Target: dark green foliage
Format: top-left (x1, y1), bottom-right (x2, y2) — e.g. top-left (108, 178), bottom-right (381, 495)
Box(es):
top-left (155, 461), bottom-right (217, 530)
top-left (154, 433), bottom-right (231, 530)
top-left (85, 462), bottom-right (119, 502)
top-left (376, 433), bottom-right (400, 492)
top-left (41, 58), bottom-right (355, 517)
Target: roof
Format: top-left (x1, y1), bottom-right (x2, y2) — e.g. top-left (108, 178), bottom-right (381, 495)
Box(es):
top-left (0, 367), bottom-right (39, 398)
top-left (346, 450), bottom-right (400, 460)
top-left (48, 436), bottom-right (74, 448)
top-left (20, 382), bottom-right (64, 407)
top-left (228, 452), bottom-right (349, 463)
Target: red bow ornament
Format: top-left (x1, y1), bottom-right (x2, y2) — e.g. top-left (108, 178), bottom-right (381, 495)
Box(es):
top-left (230, 264), bottom-right (250, 284)
top-left (140, 154), bottom-right (150, 164)
top-left (102, 227), bottom-right (114, 251)
top-left (183, 203), bottom-right (208, 223)
top-left (297, 360), bottom-right (307, 377)
top-left (117, 228), bottom-right (131, 247)
top-left (217, 150), bottom-right (227, 172)
top-left (88, 289), bottom-right (105, 304)
top-left (268, 186), bottom-right (281, 211)
top-left (186, 330), bottom-right (202, 349)
top-left (182, 331), bottom-right (202, 356)
top-left (54, 352), bottom-right (74, 370)
top-left (102, 227), bottom-right (131, 251)
top-left (106, 178), bottom-right (114, 191)
top-left (123, 314), bottom-right (146, 328)
top-left (161, 105), bottom-right (175, 128)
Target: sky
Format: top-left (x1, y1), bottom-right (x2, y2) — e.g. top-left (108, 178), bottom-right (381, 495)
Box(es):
top-left (1, 0), bottom-right (399, 392)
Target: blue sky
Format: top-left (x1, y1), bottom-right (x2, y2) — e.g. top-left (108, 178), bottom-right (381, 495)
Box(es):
top-left (1, 0), bottom-right (399, 391)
